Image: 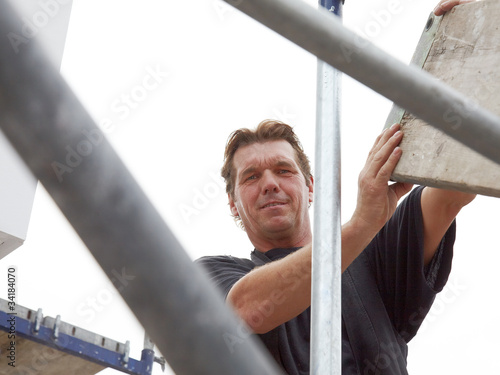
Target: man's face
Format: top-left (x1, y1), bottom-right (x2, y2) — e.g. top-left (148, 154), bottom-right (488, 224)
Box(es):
top-left (228, 140), bottom-right (313, 246)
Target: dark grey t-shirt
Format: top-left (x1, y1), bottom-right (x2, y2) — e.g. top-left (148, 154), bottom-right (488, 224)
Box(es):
top-left (196, 186), bottom-right (455, 374)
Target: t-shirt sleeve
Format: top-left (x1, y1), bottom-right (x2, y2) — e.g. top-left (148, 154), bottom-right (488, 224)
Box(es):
top-left (194, 255), bottom-right (255, 299)
top-left (366, 185), bottom-right (456, 342)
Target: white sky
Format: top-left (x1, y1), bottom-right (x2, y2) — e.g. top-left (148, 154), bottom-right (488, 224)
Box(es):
top-left (2, 0), bottom-right (499, 374)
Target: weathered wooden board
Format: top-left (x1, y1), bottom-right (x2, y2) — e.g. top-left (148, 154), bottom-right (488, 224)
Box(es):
top-left (384, 0), bottom-right (500, 197)
top-left (0, 298), bottom-right (133, 375)
top-left (0, 332), bottom-right (106, 375)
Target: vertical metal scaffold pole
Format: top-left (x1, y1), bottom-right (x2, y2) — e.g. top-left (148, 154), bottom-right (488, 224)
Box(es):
top-left (311, 1), bottom-right (343, 374)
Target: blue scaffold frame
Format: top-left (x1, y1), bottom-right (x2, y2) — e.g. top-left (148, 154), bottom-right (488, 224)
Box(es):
top-left (0, 299), bottom-right (154, 375)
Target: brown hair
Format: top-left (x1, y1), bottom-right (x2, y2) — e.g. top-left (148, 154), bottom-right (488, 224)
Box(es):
top-left (221, 120), bottom-right (312, 198)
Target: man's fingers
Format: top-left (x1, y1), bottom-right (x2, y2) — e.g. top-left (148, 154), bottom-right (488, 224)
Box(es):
top-left (374, 144), bottom-right (402, 183)
top-left (367, 123), bottom-right (400, 161)
top-left (434, 0), bottom-right (455, 16)
top-left (434, 0), bottom-right (475, 16)
top-left (390, 182), bottom-right (414, 201)
top-left (369, 128), bottom-right (403, 179)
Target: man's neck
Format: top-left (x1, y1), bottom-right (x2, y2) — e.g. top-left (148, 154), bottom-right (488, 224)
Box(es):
top-left (251, 232), bottom-right (312, 253)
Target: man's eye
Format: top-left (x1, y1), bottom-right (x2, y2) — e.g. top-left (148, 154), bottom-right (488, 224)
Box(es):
top-left (246, 175), bottom-right (257, 181)
top-left (279, 170), bottom-right (291, 174)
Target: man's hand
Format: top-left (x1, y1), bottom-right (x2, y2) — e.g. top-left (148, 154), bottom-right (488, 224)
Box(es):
top-left (353, 123), bottom-right (413, 236)
top-left (341, 124), bottom-right (413, 271)
top-left (434, 0), bottom-right (475, 17)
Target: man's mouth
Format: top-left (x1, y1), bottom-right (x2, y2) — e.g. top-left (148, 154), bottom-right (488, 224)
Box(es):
top-left (262, 202), bottom-right (286, 209)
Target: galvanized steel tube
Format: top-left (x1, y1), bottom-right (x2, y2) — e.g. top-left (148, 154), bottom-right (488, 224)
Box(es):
top-left (311, 1), bottom-right (343, 374)
top-left (224, 0), bottom-right (500, 165)
top-left (0, 1), bottom-right (282, 374)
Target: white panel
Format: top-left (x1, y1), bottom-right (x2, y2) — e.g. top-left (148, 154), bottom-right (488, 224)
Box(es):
top-left (0, 0), bottom-right (73, 259)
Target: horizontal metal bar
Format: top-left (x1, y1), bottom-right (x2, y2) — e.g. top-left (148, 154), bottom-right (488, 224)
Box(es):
top-left (225, 0), bottom-right (500, 165)
top-left (0, 2), bottom-right (282, 375)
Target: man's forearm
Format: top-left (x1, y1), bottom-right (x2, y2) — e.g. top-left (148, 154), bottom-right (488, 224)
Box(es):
top-left (227, 245), bottom-right (312, 334)
top-left (341, 218), bottom-right (380, 272)
top-left (228, 198), bottom-right (408, 334)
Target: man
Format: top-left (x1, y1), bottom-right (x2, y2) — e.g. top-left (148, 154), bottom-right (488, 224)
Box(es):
top-left (196, 2), bottom-right (476, 373)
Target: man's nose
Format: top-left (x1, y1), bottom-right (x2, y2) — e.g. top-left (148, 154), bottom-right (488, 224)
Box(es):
top-left (261, 170), bottom-right (280, 194)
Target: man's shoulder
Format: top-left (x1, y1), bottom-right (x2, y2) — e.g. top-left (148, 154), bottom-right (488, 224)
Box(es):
top-left (195, 255), bottom-right (256, 296)
top-left (195, 254), bottom-right (255, 271)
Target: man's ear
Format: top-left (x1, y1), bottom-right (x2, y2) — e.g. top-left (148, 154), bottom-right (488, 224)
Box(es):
top-left (228, 194), bottom-right (239, 217)
top-left (308, 176), bottom-right (314, 204)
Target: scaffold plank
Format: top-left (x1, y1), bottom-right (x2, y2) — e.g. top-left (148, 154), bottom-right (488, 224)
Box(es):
top-left (385, 1), bottom-right (500, 197)
top-left (0, 332), bottom-right (105, 375)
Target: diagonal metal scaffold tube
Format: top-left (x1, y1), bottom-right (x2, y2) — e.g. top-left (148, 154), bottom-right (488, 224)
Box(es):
top-left (0, 1), bottom-right (283, 374)
top-left (224, 0), bottom-right (500, 165)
